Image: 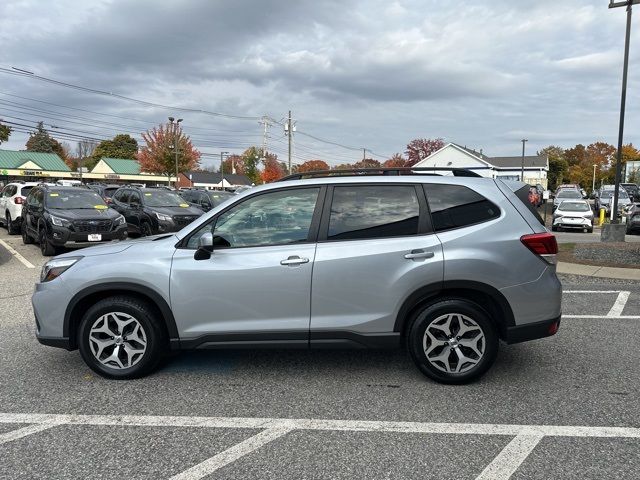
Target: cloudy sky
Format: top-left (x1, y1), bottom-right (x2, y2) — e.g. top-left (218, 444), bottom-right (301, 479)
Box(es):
top-left (1, 0), bottom-right (639, 169)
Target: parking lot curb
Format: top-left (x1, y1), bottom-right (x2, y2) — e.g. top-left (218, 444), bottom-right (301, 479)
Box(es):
top-left (557, 261), bottom-right (640, 280)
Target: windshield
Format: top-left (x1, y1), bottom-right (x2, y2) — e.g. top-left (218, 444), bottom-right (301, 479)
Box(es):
top-left (600, 191), bottom-right (628, 199)
top-left (557, 190), bottom-right (581, 199)
top-left (142, 190), bottom-right (186, 207)
top-left (559, 201), bottom-right (590, 212)
top-left (47, 190), bottom-right (107, 209)
top-left (207, 191), bottom-right (234, 207)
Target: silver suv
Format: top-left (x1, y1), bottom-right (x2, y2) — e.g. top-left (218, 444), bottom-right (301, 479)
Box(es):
top-left (33, 169), bottom-right (561, 384)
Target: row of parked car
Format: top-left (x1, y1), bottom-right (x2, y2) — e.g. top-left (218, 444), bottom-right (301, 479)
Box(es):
top-left (549, 182), bottom-right (640, 234)
top-left (0, 181), bottom-right (238, 256)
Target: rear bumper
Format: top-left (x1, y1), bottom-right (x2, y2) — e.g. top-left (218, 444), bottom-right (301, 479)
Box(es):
top-left (504, 315), bottom-right (561, 344)
top-left (36, 334), bottom-right (72, 350)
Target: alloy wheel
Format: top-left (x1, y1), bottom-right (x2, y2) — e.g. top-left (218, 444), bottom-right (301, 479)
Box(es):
top-left (88, 312), bottom-right (147, 369)
top-left (422, 313), bottom-right (485, 374)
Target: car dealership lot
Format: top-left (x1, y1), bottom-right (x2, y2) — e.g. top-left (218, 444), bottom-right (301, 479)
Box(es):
top-left (1, 229), bottom-right (639, 479)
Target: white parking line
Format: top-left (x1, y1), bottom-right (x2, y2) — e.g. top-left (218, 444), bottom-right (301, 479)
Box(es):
top-left (1, 413), bottom-right (639, 479)
top-left (475, 433), bottom-right (544, 480)
top-left (607, 291), bottom-right (630, 317)
top-left (563, 315), bottom-right (640, 319)
top-left (564, 290), bottom-right (623, 294)
top-left (169, 427), bottom-right (292, 480)
top-left (0, 421), bottom-right (60, 445)
top-left (0, 239), bottom-right (35, 269)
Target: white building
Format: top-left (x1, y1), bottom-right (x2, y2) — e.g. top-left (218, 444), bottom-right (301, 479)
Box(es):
top-left (413, 143), bottom-right (549, 188)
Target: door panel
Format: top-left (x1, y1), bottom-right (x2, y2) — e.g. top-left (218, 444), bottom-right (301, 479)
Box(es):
top-left (171, 244), bottom-right (317, 337)
top-left (311, 236), bottom-right (443, 333)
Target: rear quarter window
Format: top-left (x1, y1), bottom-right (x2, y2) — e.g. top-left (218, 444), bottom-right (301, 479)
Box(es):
top-left (514, 185), bottom-right (544, 226)
top-left (425, 184), bottom-right (501, 231)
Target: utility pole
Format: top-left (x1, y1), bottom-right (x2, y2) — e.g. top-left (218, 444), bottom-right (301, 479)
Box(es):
top-left (521, 139), bottom-right (528, 182)
top-left (592, 164), bottom-right (597, 193)
top-left (362, 148), bottom-right (366, 161)
top-left (609, 0), bottom-right (639, 226)
top-left (286, 110), bottom-right (292, 174)
top-left (220, 151), bottom-right (228, 191)
top-left (168, 117), bottom-right (183, 188)
top-left (259, 116), bottom-right (272, 161)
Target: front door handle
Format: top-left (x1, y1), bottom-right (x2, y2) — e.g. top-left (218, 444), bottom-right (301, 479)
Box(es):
top-left (280, 255), bottom-right (309, 266)
top-left (404, 250), bottom-right (435, 260)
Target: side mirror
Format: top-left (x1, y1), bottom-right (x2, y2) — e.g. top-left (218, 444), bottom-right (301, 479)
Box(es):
top-left (194, 233), bottom-right (231, 260)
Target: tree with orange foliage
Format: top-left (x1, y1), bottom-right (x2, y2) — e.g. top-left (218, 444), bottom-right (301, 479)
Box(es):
top-left (405, 138), bottom-right (445, 166)
top-left (352, 158), bottom-right (381, 169)
top-left (138, 122), bottom-right (200, 177)
top-left (297, 160), bottom-right (330, 172)
top-left (260, 154), bottom-right (285, 183)
top-left (221, 154), bottom-right (244, 175)
top-left (383, 153), bottom-right (407, 168)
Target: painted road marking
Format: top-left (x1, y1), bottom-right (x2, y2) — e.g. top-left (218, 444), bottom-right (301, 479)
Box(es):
top-left (563, 315), bottom-right (640, 319)
top-left (563, 290), bottom-right (624, 294)
top-left (607, 291), bottom-right (630, 317)
top-left (169, 427), bottom-right (292, 480)
top-left (0, 239), bottom-right (35, 269)
top-left (475, 433), bottom-right (544, 480)
top-left (0, 421), bottom-right (60, 445)
top-left (1, 413), bottom-right (639, 480)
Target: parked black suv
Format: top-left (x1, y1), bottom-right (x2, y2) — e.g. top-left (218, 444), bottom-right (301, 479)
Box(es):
top-left (87, 183), bottom-right (121, 204)
top-left (110, 186), bottom-right (203, 236)
top-left (179, 189), bottom-right (234, 212)
top-left (21, 185), bottom-right (128, 256)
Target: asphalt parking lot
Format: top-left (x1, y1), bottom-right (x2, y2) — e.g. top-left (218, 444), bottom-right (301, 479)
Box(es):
top-left (1, 229), bottom-right (639, 480)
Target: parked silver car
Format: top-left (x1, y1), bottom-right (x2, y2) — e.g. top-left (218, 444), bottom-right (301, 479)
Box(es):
top-left (33, 169), bottom-right (562, 384)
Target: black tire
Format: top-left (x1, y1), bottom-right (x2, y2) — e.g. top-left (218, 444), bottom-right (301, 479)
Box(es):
top-left (39, 227), bottom-right (56, 256)
top-left (551, 225), bottom-right (558, 232)
top-left (78, 296), bottom-right (167, 379)
top-left (21, 222), bottom-right (34, 244)
top-left (140, 221), bottom-right (153, 237)
top-left (587, 227), bottom-right (593, 234)
top-left (407, 299), bottom-right (499, 385)
top-left (6, 212), bottom-right (18, 235)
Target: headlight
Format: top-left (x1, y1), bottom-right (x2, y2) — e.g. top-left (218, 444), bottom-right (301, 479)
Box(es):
top-left (115, 214), bottom-right (126, 226)
top-left (155, 212), bottom-right (173, 222)
top-left (40, 257), bottom-right (82, 282)
top-left (50, 215), bottom-right (70, 227)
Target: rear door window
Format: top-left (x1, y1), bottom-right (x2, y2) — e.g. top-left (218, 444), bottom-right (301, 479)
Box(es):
top-left (425, 184), bottom-right (501, 231)
top-left (513, 185), bottom-right (544, 226)
top-left (326, 185), bottom-right (420, 240)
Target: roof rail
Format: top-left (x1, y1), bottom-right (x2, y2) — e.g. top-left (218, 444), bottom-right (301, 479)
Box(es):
top-left (278, 167), bottom-right (482, 182)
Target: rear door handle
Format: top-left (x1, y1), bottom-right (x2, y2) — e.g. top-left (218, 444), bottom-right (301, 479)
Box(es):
top-left (404, 250), bottom-right (435, 260)
top-left (280, 255), bottom-right (309, 266)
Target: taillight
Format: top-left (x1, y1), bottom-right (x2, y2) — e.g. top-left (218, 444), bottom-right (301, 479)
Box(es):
top-left (520, 232), bottom-right (558, 265)
top-left (13, 197), bottom-right (24, 205)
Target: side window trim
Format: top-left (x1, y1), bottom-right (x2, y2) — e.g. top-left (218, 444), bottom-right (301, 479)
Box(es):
top-left (317, 183), bottom-right (427, 242)
top-left (177, 185), bottom-right (326, 249)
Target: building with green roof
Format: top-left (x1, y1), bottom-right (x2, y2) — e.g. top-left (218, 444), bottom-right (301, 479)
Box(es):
top-left (0, 150), bottom-right (70, 181)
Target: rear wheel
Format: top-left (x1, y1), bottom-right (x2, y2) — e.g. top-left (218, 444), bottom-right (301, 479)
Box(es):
top-left (407, 299), bottom-right (498, 384)
top-left (78, 296), bottom-right (167, 379)
top-left (551, 225), bottom-right (558, 232)
top-left (6, 212), bottom-right (19, 235)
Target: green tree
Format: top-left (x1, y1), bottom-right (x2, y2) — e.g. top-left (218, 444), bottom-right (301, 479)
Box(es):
top-left (241, 147), bottom-right (262, 185)
top-left (91, 134), bottom-right (139, 169)
top-left (538, 146), bottom-right (567, 191)
top-left (0, 122), bottom-right (11, 144)
top-left (25, 122), bottom-right (66, 160)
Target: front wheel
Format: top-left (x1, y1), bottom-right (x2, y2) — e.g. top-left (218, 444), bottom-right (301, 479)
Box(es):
top-left (39, 228), bottom-right (56, 256)
top-left (22, 222), bottom-right (34, 244)
top-left (407, 299), bottom-right (499, 384)
top-left (78, 296), bottom-right (167, 379)
top-left (140, 221), bottom-right (153, 237)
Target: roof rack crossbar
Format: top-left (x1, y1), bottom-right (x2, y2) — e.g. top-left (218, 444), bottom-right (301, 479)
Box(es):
top-left (278, 167), bottom-right (482, 182)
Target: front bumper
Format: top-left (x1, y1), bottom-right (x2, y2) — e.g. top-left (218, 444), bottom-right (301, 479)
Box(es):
top-left (552, 216), bottom-right (593, 229)
top-left (504, 315), bottom-right (561, 344)
top-left (33, 278), bottom-right (74, 349)
top-left (49, 225), bottom-right (128, 247)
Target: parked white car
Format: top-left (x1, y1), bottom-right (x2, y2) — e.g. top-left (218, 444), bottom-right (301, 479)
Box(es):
top-left (0, 182), bottom-right (39, 234)
top-left (552, 200), bottom-right (594, 233)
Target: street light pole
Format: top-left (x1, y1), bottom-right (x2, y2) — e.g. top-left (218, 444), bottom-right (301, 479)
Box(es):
top-left (220, 151), bottom-right (228, 190)
top-left (521, 139), bottom-right (528, 182)
top-left (609, 0), bottom-right (639, 223)
top-left (168, 117), bottom-right (183, 188)
top-left (592, 164), bottom-right (597, 193)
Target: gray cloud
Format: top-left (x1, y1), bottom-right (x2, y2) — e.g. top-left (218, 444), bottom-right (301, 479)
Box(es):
top-left (1, 0), bottom-right (640, 163)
